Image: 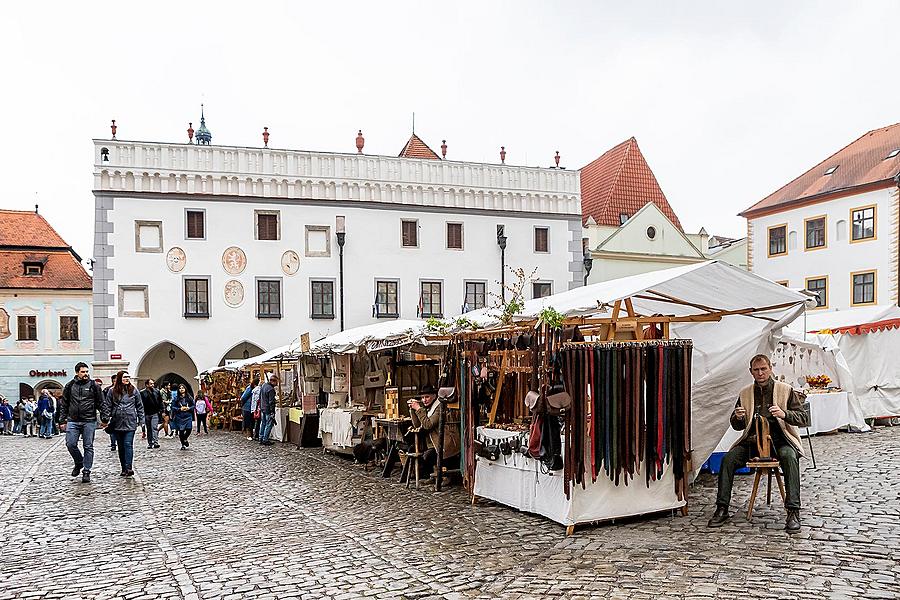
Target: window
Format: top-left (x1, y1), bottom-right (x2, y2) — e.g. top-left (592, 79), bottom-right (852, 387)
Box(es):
top-left (534, 227), bottom-right (549, 253)
top-left (401, 220), bottom-right (418, 247)
top-left (257, 279), bottom-right (282, 318)
top-left (59, 316), bottom-right (79, 341)
top-left (186, 210), bottom-right (205, 239)
top-left (824, 166), bottom-right (838, 175)
top-left (464, 281), bottom-right (486, 312)
top-left (184, 278), bottom-right (210, 318)
top-left (17, 315), bottom-right (37, 341)
top-left (310, 280), bottom-right (335, 319)
top-left (619, 213), bottom-right (629, 225)
top-left (447, 223), bottom-right (463, 250)
top-left (255, 211), bottom-right (280, 241)
top-left (767, 224), bottom-right (787, 256)
top-left (804, 216), bottom-right (826, 250)
top-left (375, 280), bottom-right (399, 318)
top-left (305, 225), bottom-right (331, 257)
top-left (805, 277), bottom-right (827, 309)
top-left (134, 220), bottom-right (163, 253)
top-left (886, 149), bottom-right (900, 159)
top-left (851, 206), bottom-right (876, 242)
top-left (851, 271), bottom-right (876, 306)
top-left (533, 282), bottom-right (552, 299)
top-left (23, 262), bottom-right (43, 276)
top-left (419, 281), bottom-right (442, 318)
top-left (775, 280), bottom-right (789, 287)
top-left (646, 226), bottom-right (657, 240)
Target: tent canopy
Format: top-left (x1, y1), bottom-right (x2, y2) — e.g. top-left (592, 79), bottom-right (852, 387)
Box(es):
top-left (306, 319), bottom-right (430, 355)
top-left (802, 305), bottom-right (900, 333)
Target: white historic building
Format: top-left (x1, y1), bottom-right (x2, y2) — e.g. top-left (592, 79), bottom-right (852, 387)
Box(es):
top-left (741, 123), bottom-right (900, 312)
top-left (92, 124), bottom-right (582, 389)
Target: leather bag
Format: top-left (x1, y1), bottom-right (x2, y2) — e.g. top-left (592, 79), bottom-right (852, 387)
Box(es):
top-left (528, 413), bottom-right (544, 458)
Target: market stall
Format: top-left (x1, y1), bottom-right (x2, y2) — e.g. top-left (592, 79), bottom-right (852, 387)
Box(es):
top-left (448, 261), bottom-right (810, 532)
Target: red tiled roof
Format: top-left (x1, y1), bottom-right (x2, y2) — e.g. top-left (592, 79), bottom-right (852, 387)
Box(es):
top-left (398, 134), bottom-right (441, 160)
top-left (0, 251), bottom-right (92, 289)
top-left (0, 210), bottom-right (69, 248)
top-left (580, 137), bottom-right (682, 229)
top-left (741, 122), bottom-right (900, 217)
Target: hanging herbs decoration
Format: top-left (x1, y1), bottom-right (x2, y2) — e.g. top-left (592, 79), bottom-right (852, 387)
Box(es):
top-left (538, 306), bottom-right (564, 330)
top-left (425, 317), bottom-right (450, 334)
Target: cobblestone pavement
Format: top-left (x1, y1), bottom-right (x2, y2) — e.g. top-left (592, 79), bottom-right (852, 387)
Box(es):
top-left (1, 426), bottom-right (898, 600)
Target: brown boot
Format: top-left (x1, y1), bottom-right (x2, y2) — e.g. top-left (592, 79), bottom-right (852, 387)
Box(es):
top-left (707, 506), bottom-right (730, 527)
top-left (785, 510), bottom-right (801, 534)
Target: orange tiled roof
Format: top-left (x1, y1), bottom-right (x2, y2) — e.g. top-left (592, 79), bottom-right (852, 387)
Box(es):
top-left (0, 250), bottom-right (92, 289)
top-left (398, 133), bottom-right (441, 160)
top-left (741, 122), bottom-right (900, 217)
top-left (0, 209), bottom-right (69, 247)
top-left (580, 137), bottom-right (682, 230)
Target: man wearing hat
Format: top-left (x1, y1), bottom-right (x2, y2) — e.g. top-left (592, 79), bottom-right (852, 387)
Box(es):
top-left (408, 384), bottom-right (460, 481)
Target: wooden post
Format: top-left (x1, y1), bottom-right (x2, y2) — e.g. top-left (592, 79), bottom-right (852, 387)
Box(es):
top-left (487, 352), bottom-right (508, 426)
top-left (606, 300), bottom-right (622, 341)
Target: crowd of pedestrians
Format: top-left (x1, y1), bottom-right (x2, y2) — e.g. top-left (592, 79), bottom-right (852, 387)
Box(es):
top-left (0, 361), bottom-right (269, 484)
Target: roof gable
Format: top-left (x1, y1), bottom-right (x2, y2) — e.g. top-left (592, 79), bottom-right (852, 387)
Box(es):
top-left (0, 210), bottom-right (69, 248)
top-left (742, 122), bottom-right (900, 217)
top-left (596, 202), bottom-right (703, 258)
top-left (580, 137), bottom-right (683, 230)
top-left (398, 134), bottom-right (441, 160)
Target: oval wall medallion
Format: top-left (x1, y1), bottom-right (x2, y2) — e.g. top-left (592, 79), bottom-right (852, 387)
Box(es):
top-left (166, 247), bottom-right (186, 272)
top-left (224, 279), bottom-right (245, 307)
top-left (222, 246), bottom-right (247, 275)
top-left (281, 250), bottom-right (300, 276)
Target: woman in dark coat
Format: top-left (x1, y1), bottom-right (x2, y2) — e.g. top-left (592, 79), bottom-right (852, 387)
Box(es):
top-left (101, 371), bottom-right (144, 477)
top-left (170, 384), bottom-right (195, 450)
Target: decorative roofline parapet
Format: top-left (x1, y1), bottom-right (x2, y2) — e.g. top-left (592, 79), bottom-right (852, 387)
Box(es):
top-left (93, 140), bottom-right (581, 216)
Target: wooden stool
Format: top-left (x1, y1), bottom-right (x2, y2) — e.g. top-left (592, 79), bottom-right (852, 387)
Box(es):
top-left (402, 427), bottom-right (424, 489)
top-left (746, 458), bottom-right (786, 520)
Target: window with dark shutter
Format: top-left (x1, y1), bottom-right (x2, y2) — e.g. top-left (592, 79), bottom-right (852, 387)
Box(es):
top-left (257, 213), bottom-right (279, 240)
top-left (186, 210), bottom-right (205, 239)
top-left (534, 227), bottom-right (549, 252)
top-left (401, 220), bottom-right (418, 247)
top-left (447, 223), bottom-right (463, 249)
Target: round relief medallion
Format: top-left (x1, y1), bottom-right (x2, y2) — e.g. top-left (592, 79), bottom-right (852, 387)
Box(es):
top-left (224, 279), bottom-right (245, 307)
top-left (222, 246), bottom-right (247, 275)
top-left (166, 247), bottom-right (186, 272)
top-left (281, 250), bottom-right (300, 276)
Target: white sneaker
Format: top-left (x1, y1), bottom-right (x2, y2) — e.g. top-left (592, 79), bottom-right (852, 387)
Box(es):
top-left (246, 436), bottom-right (253, 440)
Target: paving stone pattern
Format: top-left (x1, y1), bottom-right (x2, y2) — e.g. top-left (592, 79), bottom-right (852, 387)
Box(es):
top-left (1, 426), bottom-right (898, 599)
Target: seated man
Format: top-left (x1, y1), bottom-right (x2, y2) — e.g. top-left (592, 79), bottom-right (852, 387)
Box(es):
top-left (708, 354), bottom-right (808, 533)
top-left (408, 384), bottom-right (460, 481)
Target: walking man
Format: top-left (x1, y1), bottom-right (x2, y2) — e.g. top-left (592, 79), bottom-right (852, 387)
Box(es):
top-left (258, 374), bottom-right (278, 446)
top-left (59, 362), bottom-right (105, 483)
top-left (141, 379), bottom-right (164, 449)
top-left (708, 354), bottom-right (808, 533)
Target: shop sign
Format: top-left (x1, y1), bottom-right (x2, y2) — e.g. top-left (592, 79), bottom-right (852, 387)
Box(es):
top-left (29, 369), bottom-right (67, 378)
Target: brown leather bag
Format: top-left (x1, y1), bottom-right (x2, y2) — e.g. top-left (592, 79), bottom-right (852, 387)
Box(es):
top-left (528, 413), bottom-right (544, 458)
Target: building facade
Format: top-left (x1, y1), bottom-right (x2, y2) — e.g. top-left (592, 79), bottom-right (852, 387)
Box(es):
top-left (0, 210), bottom-right (93, 402)
top-left (741, 123), bottom-right (900, 311)
top-left (93, 129), bottom-right (582, 388)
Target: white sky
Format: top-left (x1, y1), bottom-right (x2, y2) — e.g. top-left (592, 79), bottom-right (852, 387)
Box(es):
top-left (2, 1), bottom-right (899, 260)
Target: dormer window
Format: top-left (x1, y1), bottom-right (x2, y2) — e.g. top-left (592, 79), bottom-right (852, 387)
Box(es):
top-left (23, 262), bottom-right (43, 276)
top-left (886, 149), bottom-right (900, 159)
top-left (824, 166), bottom-right (838, 175)
top-left (619, 213), bottom-right (630, 225)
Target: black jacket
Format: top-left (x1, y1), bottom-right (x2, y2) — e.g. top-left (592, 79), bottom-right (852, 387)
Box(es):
top-left (60, 378), bottom-right (104, 423)
top-left (140, 388), bottom-right (164, 415)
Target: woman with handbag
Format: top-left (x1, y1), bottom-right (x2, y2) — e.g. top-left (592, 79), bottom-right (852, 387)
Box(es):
top-left (36, 390), bottom-right (55, 438)
top-left (101, 371), bottom-right (145, 477)
top-left (170, 384), bottom-right (195, 450)
top-left (195, 391), bottom-right (212, 435)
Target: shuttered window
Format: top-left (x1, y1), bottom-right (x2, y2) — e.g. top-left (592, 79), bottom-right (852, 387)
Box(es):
top-left (257, 212), bottom-right (279, 241)
top-left (447, 223), bottom-right (463, 249)
top-left (534, 227), bottom-right (549, 252)
top-left (401, 220), bottom-right (418, 247)
top-left (186, 210), bottom-right (205, 239)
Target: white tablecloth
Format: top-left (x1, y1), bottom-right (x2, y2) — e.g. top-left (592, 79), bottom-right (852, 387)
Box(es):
top-left (805, 391), bottom-right (850, 436)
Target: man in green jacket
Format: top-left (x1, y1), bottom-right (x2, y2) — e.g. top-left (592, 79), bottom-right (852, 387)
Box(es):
top-left (708, 354), bottom-right (808, 533)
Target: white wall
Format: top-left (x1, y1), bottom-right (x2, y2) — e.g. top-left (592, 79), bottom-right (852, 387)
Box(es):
top-left (748, 187), bottom-right (897, 310)
top-left (104, 196), bottom-right (578, 374)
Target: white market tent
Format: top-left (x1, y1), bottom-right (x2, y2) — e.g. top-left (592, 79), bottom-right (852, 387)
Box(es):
top-left (456, 261), bottom-right (812, 527)
top-left (306, 319), bottom-right (430, 355)
top-left (789, 305), bottom-right (900, 419)
top-left (200, 340), bottom-right (303, 375)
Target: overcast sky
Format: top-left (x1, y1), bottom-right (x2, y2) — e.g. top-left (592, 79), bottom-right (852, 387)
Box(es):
top-left (2, 1), bottom-right (899, 261)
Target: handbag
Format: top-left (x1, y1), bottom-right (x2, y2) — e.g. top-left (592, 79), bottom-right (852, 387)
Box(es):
top-left (546, 384), bottom-right (571, 416)
top-left (363, 371), bottom-right (386, 389)
top-left (528, 413), bottom-right (544, 458)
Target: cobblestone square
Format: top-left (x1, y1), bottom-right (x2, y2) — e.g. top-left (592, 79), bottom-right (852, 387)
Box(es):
top-left (1, 427), bottom-right (898, 599)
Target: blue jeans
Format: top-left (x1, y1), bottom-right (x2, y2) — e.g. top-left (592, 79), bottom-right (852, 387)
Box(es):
top-left (259, 413), bottom-right (275, 442)
top-left (40, 417), bottom-right (53, 437)
top-left (65, 421), bottom-right (97, 473)
top-left (110, 430), bottom-right (135, 471)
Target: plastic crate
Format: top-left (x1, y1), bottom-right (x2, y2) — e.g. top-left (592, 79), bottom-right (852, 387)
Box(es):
top-left (702, 451), bottom-right (750, 475)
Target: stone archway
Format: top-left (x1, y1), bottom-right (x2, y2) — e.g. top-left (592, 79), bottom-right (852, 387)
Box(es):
top-left (19, 382), bottom-right (34, 401)
top-left (217, 341), bottom-right (266, 367)
top-left (135, 341), bottom-right (198, 394)
top-left (156, 372), bottom-right (194, 397)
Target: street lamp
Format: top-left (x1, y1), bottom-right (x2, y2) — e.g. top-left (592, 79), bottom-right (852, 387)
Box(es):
top-left (497, 225), bottom-right (507, 301)
top-left (583, 252), bottom-right (594, 286)
top-left (336, 216), bottom-right (347, 331)
top-left (168, 346), bottom-right (176, 361)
